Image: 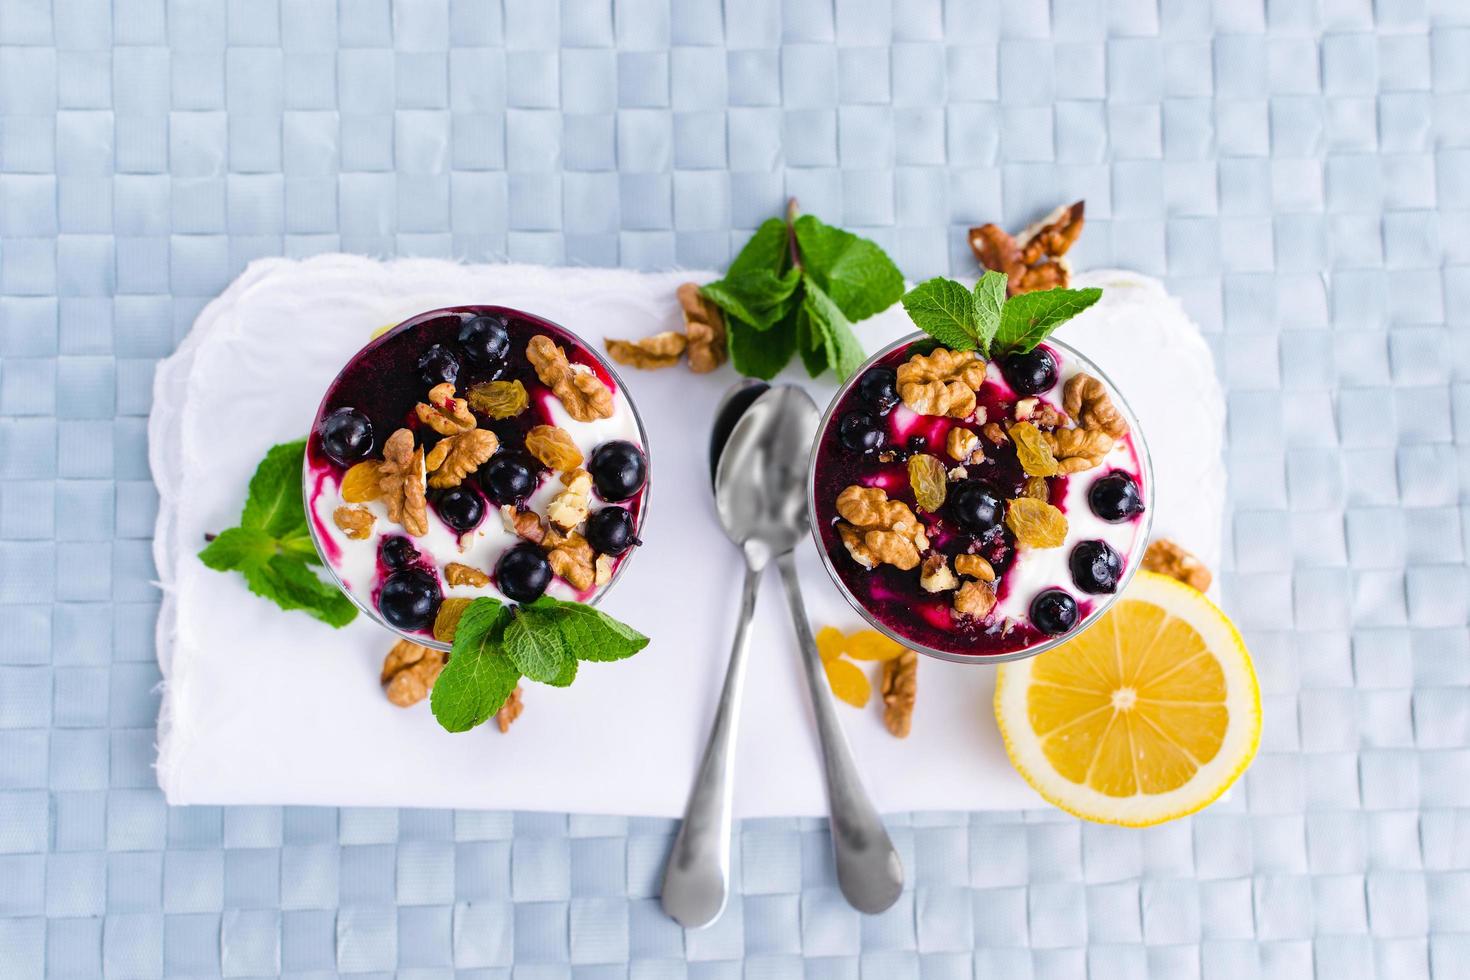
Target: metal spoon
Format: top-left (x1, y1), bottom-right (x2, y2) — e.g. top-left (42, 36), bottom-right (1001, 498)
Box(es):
top-left (661, 384), bottom-right (902, 928)
top-left (660, 380), bottom-right (775, 929)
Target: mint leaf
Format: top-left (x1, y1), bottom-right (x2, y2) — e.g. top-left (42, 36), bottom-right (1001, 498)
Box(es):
top-left (793, 215), bottom-right (904, 322)
top-left (242, 555), bottom-right (357, 628)
top-left (972, 270), bottom-right (1007, 352)
top-left (525, 597), bottom-right (650, 662)
top-left (901, 277), bottom-right (980, 351)
top-left (802, 278), bottom-right (866, 381)
top-left (201, 437), bottom-right (356, 627)
top-left (700, 268), bottom-right (800, 331)
top-left (728, 218), bottom-right (791, 277)
top-left (728, 311), bottom-right (797, 381)
top-left (431, 598), bottom-right (520, 733)
top-left (548, 655), bottom-right (578, 688)
top-left (994, 287), bottom-right (1103, 355)
top-left (242, 439), bottom-right (308, 538)
top-left (502, 607), bottom-right (575, 684)
top-left (795, 311), bottom-right (829, 378)
top-left (199, 527), bottom-right (276, 571)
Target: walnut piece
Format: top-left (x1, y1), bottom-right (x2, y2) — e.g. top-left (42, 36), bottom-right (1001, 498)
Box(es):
top-left (1143, 539), bottom-right (1213, 593)
top-left (594, 554), bottom-right (614, 586)
top-left (496, 687), bottom-right (524, 733)
top-left (333, 505), bottom-right (375, 540)
top-left (953, 553), bottom-right (996, 582)
top-left (605, 331), bottom-right (687, 370)
top-left (919, 554), bottom-right (958, 593)
top-left (415, 383), bottom-right (476, 436)
top-left (896, 348), bottom-right (987, 419)
top-left (680, 282), bottom-right (728, 373)
top-left (946, 427), bottom-right (979, 462)
top-left (953, 579), bottom-right (997, 621)
top-left (970, 201), bottom-right (1085, 296)
top-left (527, 335), bottom-right (614, 422)
top-left (547, 531), bottom-right (595, 590)
top-left (445, 562), bottom-right (491, 588)
top-left (381, 640), bottom-right (446, 707)
top-left (500, 505), bottom-right (546, 544)
top-left (881, 650), bottom-right (917, 738)
top-left (547, 468), bottom-right (593, 530)
top-left (835, 485), bottom-right (929, 571)
top-left (1044, 426), bottom-right (1115, 474)
top-left (981, 422), bottom-right (1008, 445)
top-left (378, 428), bottom-right (429, 536)
top-left (1062, 373), bottom-right (1128, 439)
top-left (426, 428), bottom-right (498, 489)
top-left (1034, 403), bottom-right (1067, 430)
top-left (525, 424), bottom-right (584, 471)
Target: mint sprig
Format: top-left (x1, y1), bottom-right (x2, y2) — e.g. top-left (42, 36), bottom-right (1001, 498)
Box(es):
top-left (199, 439), bottom-right (357, 628)
top-left (901, 271), bottom-right (1101, 359)
top-left (430, 596), bottom-right (650, 733)
top-left (701, 200), bottom-right (904, 382)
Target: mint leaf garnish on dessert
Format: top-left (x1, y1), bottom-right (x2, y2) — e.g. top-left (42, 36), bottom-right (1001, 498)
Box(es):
top-left (699, 199), bottom-right (904, 381)
top-left (430, 596), bottom-right (650, 732)
top-left (430, 598), bottom-right (519, 732)
top-left (900, 271), bottom-right (1100, 359)
top-left (199, 438), bottom-right (358, 627)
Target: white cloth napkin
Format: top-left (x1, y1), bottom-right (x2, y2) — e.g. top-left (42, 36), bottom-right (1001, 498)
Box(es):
top-left (149, 255), bottom-right (1224, 817)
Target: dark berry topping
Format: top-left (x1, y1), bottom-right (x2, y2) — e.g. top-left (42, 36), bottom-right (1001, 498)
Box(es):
top-left (1000, 347), bottom-right (1057, 396)
top-left (481, 455), bottom-right (538, 506)
top-left (948, 481), bottom-right (1003, 535)
top-left (318, 407), bottom-right (374, 466)
top-left (1069, 540), bottom-right (1124, 594)
top-left (1030, 589), bottom-right (1079, 636)
top-left (855, 366), bottom-right (900, 414)
top-left (458, 315), bottom-right (511, 365)
top-left (838, 411), bottom-right (886, 453)
top-left (496, 544), bottom-right (552, 603)
top-left (379, 569), bottom-right (440, 630)
top-left (588, 440), bottom-right (647, 502)
top-left (586, 506), bottom-right (637, 556)
top-left (1089, 471), bottom-right (1145, 523)
top-left (435, 486), bottom-right (485, 532)
top-left (379, 536), bottom-right (419, 571)
top-left (418, 343), bottom-right (460, 387)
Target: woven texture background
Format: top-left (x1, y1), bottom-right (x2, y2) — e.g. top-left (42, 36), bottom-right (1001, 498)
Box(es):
top-left (2, 0), bottom-right (1469, 976)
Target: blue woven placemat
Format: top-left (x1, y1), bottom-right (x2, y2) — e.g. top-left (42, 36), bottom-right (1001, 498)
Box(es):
top-left (3, 0), bottom-right (1470, 976)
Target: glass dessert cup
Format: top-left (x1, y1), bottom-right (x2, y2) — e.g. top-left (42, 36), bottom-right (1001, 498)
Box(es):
top-left (808, 332), bottom-right (1153, 665)
top-left (304, 306), bottom-right (651, 651)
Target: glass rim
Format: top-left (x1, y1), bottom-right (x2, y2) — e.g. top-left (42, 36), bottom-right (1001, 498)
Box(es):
top-left (302, 305), bottom-right (653, 652)
top-left (805, 331), bottom-right (1156, 666)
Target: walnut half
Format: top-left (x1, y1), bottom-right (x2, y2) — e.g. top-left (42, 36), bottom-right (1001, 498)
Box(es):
top-left (382, 640), bottom-right (445, 707)
top-left (1142, 539), bottom-right (1212, 593)
top-left (835, 485), bottom-right (929, 571)
top-left (528, 335), bottom-right (614, 422)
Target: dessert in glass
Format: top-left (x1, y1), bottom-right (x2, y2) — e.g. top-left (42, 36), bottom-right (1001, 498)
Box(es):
top-left (304, 307), bottom-right (650, 649)
top-left (809, 335), bottom-right (1151, 663)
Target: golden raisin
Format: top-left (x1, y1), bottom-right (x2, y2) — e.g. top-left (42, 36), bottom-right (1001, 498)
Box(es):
top-left (907, 453), bottom-right (948, 513)
top-left (816, 626), bottom-right (846, 663)
top-left (466, 379), bottom-right (529, 420)
top-left (341, 461), bottom-right (383, 503)
top-left (1023, 476), bottom-right (1050, 500)
top-left (824, 658), bottom-right (872, 707)
top-left (1010, 421), bottom-right (1059, 477)
top-left (525, 425), bottom-right (584, 470)
top-left (846, 630), bottom-right (906, 662)
top-left (1005, 496), bottom-right (1068, 548)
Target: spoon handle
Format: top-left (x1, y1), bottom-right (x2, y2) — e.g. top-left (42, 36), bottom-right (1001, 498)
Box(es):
top-left (775, 551), bottom-right (904, 915)
top-left (661, 562), bottom-right (764, 929)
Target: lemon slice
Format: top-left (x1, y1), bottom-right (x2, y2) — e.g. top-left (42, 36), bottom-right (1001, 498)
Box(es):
top-left (995, 571), bottom-right (1260, 826)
